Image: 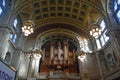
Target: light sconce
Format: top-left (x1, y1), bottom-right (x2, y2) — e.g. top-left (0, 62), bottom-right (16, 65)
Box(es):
top-left (78, 51), bottom-right (86, 62)
top-left (25, 49), bottom-right (42, 59)
top-left (90, 24), bottom-right (101, 39)
top-left (22, 20), bottom-right (34, 36)
top-left (34, 49), bottom-right (42, 59)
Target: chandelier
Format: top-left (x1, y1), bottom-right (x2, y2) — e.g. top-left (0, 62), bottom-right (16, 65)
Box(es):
top-left (22, 20), bottom-right (34, 36)
top-left (90, 24), bottom-right (101, 38)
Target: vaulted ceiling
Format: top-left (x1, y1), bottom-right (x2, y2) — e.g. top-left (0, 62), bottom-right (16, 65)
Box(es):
top-left (13, 0), bottom-right (105, 50)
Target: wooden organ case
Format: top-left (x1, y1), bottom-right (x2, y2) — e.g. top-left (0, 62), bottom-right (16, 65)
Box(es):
top-left (40, 40), bottom-right (78, 73)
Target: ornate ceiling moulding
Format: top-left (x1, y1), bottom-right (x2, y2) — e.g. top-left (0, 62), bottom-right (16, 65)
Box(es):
top-left (27, 22), bottom-right (89, 40)
top-left (35, 28), bottom-right (80, 45)
top-left (34, 17), bottom-right (87, 32)
top-left (36, 28), bottom-right (80, 41)
top-left (35, 32), bottom-right (79, 51)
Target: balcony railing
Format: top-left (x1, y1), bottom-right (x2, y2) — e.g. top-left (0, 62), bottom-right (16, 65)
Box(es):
top-left (27, 72), bottom-right (81, 80)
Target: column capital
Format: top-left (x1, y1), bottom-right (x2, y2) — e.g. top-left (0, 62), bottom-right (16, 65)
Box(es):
top-left (0, 24), bottom-right (13, 33)
top-left (104, 13), bottom-right (118, 29)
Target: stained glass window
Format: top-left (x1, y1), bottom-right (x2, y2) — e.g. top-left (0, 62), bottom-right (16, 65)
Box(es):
top-left (104, 30), bottom-right (109, 42)
top-left (114, 0), bottom-right (120, 23)
top-left (13, 34), bottom-right (17, 43)
top-left (0, 7), bottom-right (2, 15)
top-left (10, 18), bottom-right (18, 43)
top-left (2, 0), bottom-right (5, 7)
top-left (13, 19), bottom-right (18, 28)
top-left (96, 39), bottom-right (101, 49)
top-left (10, 34), bottom-right (17, 43)
top-left (0, 0), bottom-right (6, 16)
top-left (114, 1), bottom-right (117, 11)
top-left (116, 10), bottom-right (120, 22)
top-left (100, 20), bottom-right (105, 31)
top-left (118, 0), bottom-right (120, 4)
top-left (95, 20), bottom-right (109, 49)
top-left (100, 35), bottom-right (105, 46)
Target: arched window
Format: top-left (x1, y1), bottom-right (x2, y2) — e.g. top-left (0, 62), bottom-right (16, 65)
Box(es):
top-left (0, 0), bottom-right (6, 16)
top-left (113, 0), bottom-right (120, 23)
top-left (2, 0), bottom-right (5, 7)
top-left (95, 20), bottom-right (109, 49)
top-left (4, 52), bottom-right (11, 64)
top-left (100, 20), bottom-right (109, 46)
top-left (10, 34), bottom-right (17, 43)
top-left (106, 53), bottom-right (116, 67)
top-left (9, 18), bottom-right (19, 43)
top-left (0, 7), bottom-right (3, 15)
top-left (13, 18), bottom-right (18, 28)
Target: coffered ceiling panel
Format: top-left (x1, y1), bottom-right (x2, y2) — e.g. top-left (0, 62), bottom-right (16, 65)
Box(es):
top-left (13, 0), bottom-right (104, 45)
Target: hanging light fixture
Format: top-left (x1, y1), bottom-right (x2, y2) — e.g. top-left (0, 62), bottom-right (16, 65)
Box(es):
top-left (22, 6), bottom-right (35, 36)
top-left (89, 24), bottom-right (101, 38)
top-left (22, 20), bottom-right (34, 36)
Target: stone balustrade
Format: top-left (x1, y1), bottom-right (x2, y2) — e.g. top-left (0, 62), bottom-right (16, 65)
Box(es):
top-left (27, 72), bottom-right (81, 80)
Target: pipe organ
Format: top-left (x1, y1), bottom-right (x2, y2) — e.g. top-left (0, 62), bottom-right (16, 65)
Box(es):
top-left (41, 40), bottom-right (77, 72)
top-left (49, 41), bottom-right (69, 66)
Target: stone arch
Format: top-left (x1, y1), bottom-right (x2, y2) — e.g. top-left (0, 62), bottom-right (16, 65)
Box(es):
top-left (4, 52), bottom-right (11, 64)
top-left (106, 0), bottom-right (114, 13)
top-left (106, 53), bottom-right (115, 67)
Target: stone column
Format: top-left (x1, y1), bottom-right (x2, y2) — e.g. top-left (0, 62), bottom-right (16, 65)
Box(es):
top-left (27, 53), bottom-right (34, 78)
top-left (11, 49), bottom-right (28, 79)
top-left (16, 34), bottom-right (24, 48)
top-left (77, 58), bottom-right (82, 77)
top-left (11, 49), bottom-right (22, 69)
top-left (96, 50), bottom-right (110, 78)
top-left (104, 13), bottom-right (120, 66)
top-left (95, 51), bottom-right (104, 80)
top-left (34, 56), bottom-right (41, 76)
top-left (0, 26), bottom-right (11, 59)
top-left (107, 29), bottom-right (120, 66)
